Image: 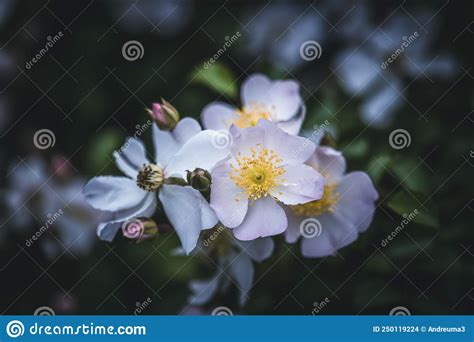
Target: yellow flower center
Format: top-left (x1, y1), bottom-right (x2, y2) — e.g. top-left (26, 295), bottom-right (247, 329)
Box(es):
top-left (291, 179), bottom-right (340, 216)
top-left (233, 103), bottom-right (271, 128)
top-left (230, 146), bottom-right (284, 201)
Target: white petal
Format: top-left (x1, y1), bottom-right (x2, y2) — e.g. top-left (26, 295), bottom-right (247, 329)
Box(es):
top-left (300, 172), bottom-right (378, 257)
top-left (201, 102), bottom-right (238, 130)
top-left (241, 73), bottom-right (272, 107)
top-left (335, 49), bottom-right (380, 95)
top-left (284, 209), bottom-right (303, 244)
top-left (210, 163), bottom-right (248, 228)
top-left (164, 130), bottom-right (230, 179)
top-left (8, 155), bottom-right (46, 191)
top-left (228, 251), bottom-right (254, 306)
top-left (267, 80), bottom-right (302, 121)
top-left (260, 119), bottom-right (315, 164)
top-left (83, 176), bottom-right (148, 212)
top-left (173, 117), bottom-right (202, 144)
top-left (301, 211), bottom-right (357, 258)
top-left (229, 119), bottom-right (315, 164)
top-left (233, 196), bottom-right (287, 240)
top-left (96, 193), bottom-right (157, 241)
top-left (276, 104), bottom-right (306, 135)
top-left (360, 81), bottom-right (403, 128)
top-left (307, 146), bottom-right (347, 182)
top-left (152, 124), bottom-right (180, 167)
top-left (270, 164), bottom-right (324, 205)
top-left (113, 137), bottom-right (149, 178)
top-left (97, 221), bottom-right (122, 242)
top-left (335, 171), bottom-right (378, 233)
top-left (403, 54), bottom-right (457, 79)
top-left (197, 190), bottom-right (219, 230)
top-left (152, 118), bottom-right (202, 166)
top-left (114, 192), bottom-right (157, 222)
top-left (159, 184), bottom-right (217, 254)
top-left (233, 237), bottom-right (274, 262)
top-left (188, 273), bottom-right (222, 305)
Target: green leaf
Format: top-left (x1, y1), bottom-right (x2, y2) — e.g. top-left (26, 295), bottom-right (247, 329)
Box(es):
top-left (386, 191), bottom-right (439, 228)
top-left (367, 154), bottom-right (391, 184)
top-left (191, 62), bottom-right (237, 98)
top-left (86, 128), bottom-right (121, 173)
top-left (391, 158), bottom-right (430, 194)
top-left (343, 139), bottom-right (369, 159)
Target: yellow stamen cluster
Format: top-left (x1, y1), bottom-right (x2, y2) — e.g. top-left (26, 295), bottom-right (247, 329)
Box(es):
top-left (230, 146), bottom-right (284, 201)
top-left (233, 103), bottom-right (271, 128)
top-left (291, 181), bottom-right (340, 216)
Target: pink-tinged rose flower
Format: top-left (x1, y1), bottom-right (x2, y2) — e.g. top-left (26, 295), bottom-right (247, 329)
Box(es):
top-left (285, 146), bottom-right (378, 257)
top-left (201, 74), bottom-right (305, 135)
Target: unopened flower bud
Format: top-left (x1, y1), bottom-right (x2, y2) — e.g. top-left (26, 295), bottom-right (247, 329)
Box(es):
top-left (122, 218), bottom-right (159, 243)
top-left (147, 99), bottom-right (180, 130)
top-left (187, 168), bottom-right (212, 192)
